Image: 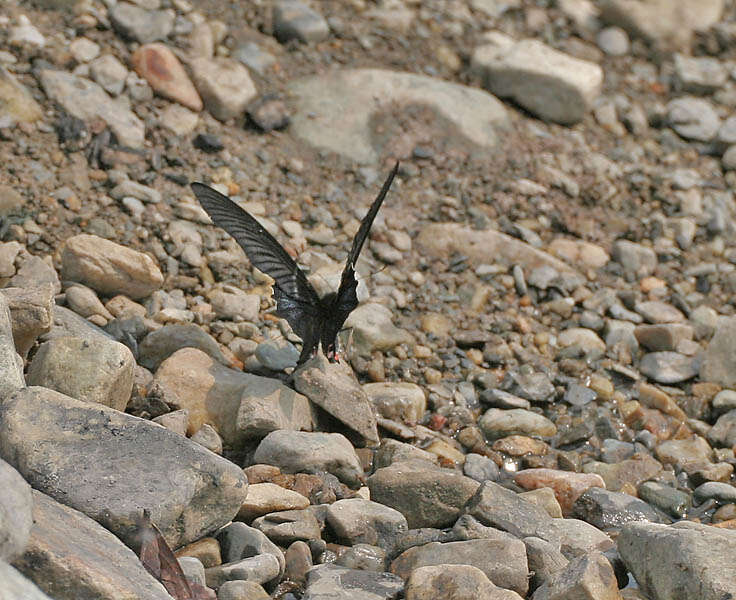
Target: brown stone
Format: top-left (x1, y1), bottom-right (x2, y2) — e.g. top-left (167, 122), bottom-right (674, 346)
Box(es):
top-left (132, 43), bottom-right (203, 111)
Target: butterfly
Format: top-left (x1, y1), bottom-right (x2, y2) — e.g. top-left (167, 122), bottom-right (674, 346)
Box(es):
top-left (191, 162), bottom-right (399, 366)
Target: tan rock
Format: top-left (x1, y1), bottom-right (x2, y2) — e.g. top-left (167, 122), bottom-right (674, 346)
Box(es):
top-left (132, 43), bottom-right (203, 111)
top-left (236, 482), bottom-right (310, 522)
top-left (514, 468), bottom-right (606, 516)
top-left (61, 234), bottom-right (163, 300)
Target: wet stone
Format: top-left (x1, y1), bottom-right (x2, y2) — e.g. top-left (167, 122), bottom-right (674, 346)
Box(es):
top-left (639, 351), bottom-right (699, 384)
top-left (503, 371), bottom-right (556, 403)
top-left (572, 487), bottom-right (667, 530)
top-left (637, 481), bottom-right (691, 519)
top-left (479, 408), bottom-right (557, 439)
top-left (693, 481), bottom-right (736, 504)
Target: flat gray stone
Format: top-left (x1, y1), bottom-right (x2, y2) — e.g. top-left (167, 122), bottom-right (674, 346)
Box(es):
top-left (368, 462), bottom-right (479, 529)
top-left (391, 538), bottom-right (529, 597)
top-left (26, 336), bottom-right (135, 411)
top-left (253, 430), bottom-right (364, 488)
top-left (531, 551), bottom-right (621, 600)
top-left (216, 521), bottom-right (285, 577)
top-left (189, 57), bottom-right (257, 121)
top-left (673, 53), bottom-right (728, 94)
top-left (667, 96), bottom-right (721, 142)
top-left (302, 564), bottom-right (404, 600)
top-left (0, 386), bottom-right (247, 549)
top-left (109, 1), bottom-right (174, 44)
top-left (139, 323), bottom-right (231, 370)
top-left (572, 487), bottom-right (667, 530)
top-left (700, 316), bottom-right (736, 387)
top-left (639, 352), bottom-right (699, 384)
top-left (326, 498), bottom-right (408, 552)
top-left (294, 353), bottom-right (379, 447)
top-left (13, 490), bottom-right (172, 600)
top-left (273, 0), bottom-right (329, 43)
top-left (0, 458), bottom-right (31, 561)
top-left (471, 38), bottom-right (602, 125)
top-left (479, 408), bottom-right (557, 439)
top-left (344, 303), bottom-right (413, 358)
top-left (38, 70), bottom-right (145, 149)
top-left (205, 553), bottom-right (281, 589)
top-left (618, 521), bottom-right (736, 600)
top-left (708, 409), bottom-right (736, 448)
top-left (236, 375), bottom-right (313, 439)
top-left (288, 69), bottom-right (509, 164)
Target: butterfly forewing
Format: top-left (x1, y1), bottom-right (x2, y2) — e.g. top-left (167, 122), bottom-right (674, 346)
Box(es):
top-left (190, 183), bottom-right (322, 343)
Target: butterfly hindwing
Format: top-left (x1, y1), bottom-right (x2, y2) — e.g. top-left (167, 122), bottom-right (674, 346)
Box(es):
top-left (322, 162), bottom-right (400, 349)
top-left (190, 183), bottom-right (322, 346)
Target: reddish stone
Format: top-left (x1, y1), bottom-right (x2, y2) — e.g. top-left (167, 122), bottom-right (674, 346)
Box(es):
top-left (132, 43), bottom-right (202, 111)
top-left (514, 468), bottom-right (605, 516)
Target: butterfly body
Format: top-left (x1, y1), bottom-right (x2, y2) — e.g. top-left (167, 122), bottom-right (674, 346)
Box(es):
top-left (191, 162), bottom-right (399, 366)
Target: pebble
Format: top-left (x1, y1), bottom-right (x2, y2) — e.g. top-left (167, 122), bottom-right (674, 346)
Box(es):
top-left (9, 15), bottom-right (45, 48)
top-left (89, 54), bottom-right (128, 96)
top-left (109, 2), bottom-right (175, 44)
top-left (189, 57), bottom-right (257, 121)
top-left (667, 96), bottom-right (721, 142)
top-left (69, 38), bottom-right (100, 63)
top-left (471, 38), bottom-right (603, 125)
top-left (272, 0), bottom-right (329, 44)
top-left (132, 43), bottom-right (203, 111)
top-left (673, 53), bottom-right (728, 95)
top-left (596, 26), bottom-right (629, 56)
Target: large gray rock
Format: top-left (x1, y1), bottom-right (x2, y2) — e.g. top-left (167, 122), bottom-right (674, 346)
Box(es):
top-left (294, 353), bottom-right (378, 447)
top-left (618, 521), bottom-right (736, 600)
top-left (368, 462), bottom-right (480, 529)
top-left (0, 387), bottom-right (247, 548)
top-left (391, 538), bottom-right (529, 597)
top-left (326, 498), bottom-right (408, 552)
top-left (189, 57), bottom-right (257, 121)
top-left (138, 323), bottom-right (231, 370)
top-left (531, 551), bottom-right (622, 600)
top-left (0, 561), bottom-right (54, 600)
top-left (471, 38), bottom-right (602, 125)
top-left (288, 69), bottom-right (509, 164)
top-left (700, 316), bottom-right (736, 387)
top-left (26, 336), bottom-right (135, 411)
top-left (12, 490), bottom-right (172, 600)
top-left (0, 294), bottom-right (24, 401)
top-left (253, 430), bottom-right (364, 488)
top-left (0, 459), bottom-right (32, 561)
top-left (344, 303), bottom-right (413, 358)
top-left (38, 70), bottom-right (145, 149)
top-left (404, 564), bottom-right (523, 600)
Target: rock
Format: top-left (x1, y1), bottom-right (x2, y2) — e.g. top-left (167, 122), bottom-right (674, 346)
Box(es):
top-left (524, 537), bottom-right (569, 591)
top-left (700, 316), bottom-right (736, 387)
top-left (557, 328), bottom-right (606, 358)
top-left (89, 54), bottom-right (128, 96)
top-left (205, 553), bottom-right (281, 588)
top-left (391, 538), bottom-right (529, 597)
top-left (189, 57), bottom-right (257, 121)
top-left (273, 0), bottom-right (329, 43)
top-left (723, 145), bottom-right (736, 170)
top-left (618, 521), bottom-right (736, 600)
top-left (531, 551), bottom-right (622, 600)
top-left (294, 353), bottom-right (379, 447)
top-left (405, 564), bottom-right (524, 599)
top-left (232, 41), bottom-right (277, 76)
top-left (0, 294), bottom-right (24, 400)
top-left (251, 508), bottom-right (322, 545)
top-left (0, 386), bottom-right (247, 549)
top-left (362, 382), bottom-right (426, 425)
top-left (1, 285), bottom-right (55, 360)
top-left (326, 498), bottom-right (408, 551)
top-left (611, 240), bottom-right (657, 278)
top-left (514, 469), bottom-right (606, 516)
top-left (374, 439), bottom-right (438, 469)
top-left (26, 336), bottom-right (134, 411)
top-left (572, 487), bottom-right (666, 530)
top-left (9, 15), bottom-right (45, 47)
top-left (218, 580), bottom-right (270, 600)
top-left (139, 324), bottom-right (230, 370)
top-left (288, 69), bottom-right (509, 164)
top-left (464, 452), bottom-right (500, 483)
top-left (12, 490), bottom-right (172, 600)
top-left (0, 561), bottom-right (54, 600)
top-left (637, 481), bottom-right (691, 519)
top-left (471, 39), bottom-right (602, 125)
top-left (336, 543), bottom-right (386, 572)
top-left (693, 481), bottom-right (736, 504)
top-left (0, 67), bottom-right (43, 125)
top-left (69, 37), bottom-right (100, 62)
top-left (253, 430), bottom-right (364, 488)
top-left (246, 95), bottom-right (291, 132)
top-left (596, 26), bottom-right (629, 55)
top-left (368, 462), bottom-right (479, 528)
top-left (417, 224), bottom-right (579, 277)
top-left (159, 103), bottom-right (199, 136)
top-left (479, 408), bottom-right (557, 439)
top-left (65, 285), bottom-right (114, 320)
top-left (208, 287), bottom-right (260, 321)
top-left (109, 2), bottom-right (174, 44)
top-left (0, 458), bottom-right (32, 561)
top-left (109, 180), bottom-right (162, 204)
top-left (634, 323), bottom-right (693, 351)
top-left (345, 303), bottom-right (412, 357)
top-left (639, 352), bottom-right (698, 384)
top-left (154, 347), bottom-right (306, 445)
top-left (673, 54), bottom-right (728, 95)
top-left (61, 234), bottom-right (163, 300)
top-left (634, 301), bottom-right (684, 324)
top-left (132, 43), bottom-right (203, 111)
top-left (236, 483), bottom-right (309, 522)
top-left (667, 97), bottom-right (721, 142)
top-left (655, 436), bottom-right (712, 473)
top-left (708, 410), bottom-right (736, 448)
top-left (301, 564), bottom-right (404, 600)
top-left (254, 339), bottom-right (300, 370)
top-left (217, 521), bottom-right (285, 576)
top-left (599, 0), bottom-right (724, 52)
top-left (38, 70), bottom-right (145, 149)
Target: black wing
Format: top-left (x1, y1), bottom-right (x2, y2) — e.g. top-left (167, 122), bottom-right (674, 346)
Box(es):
top-left (321, 162), bottom-right (399, 351)
top-left (190, 183), bottom-right (322, 358)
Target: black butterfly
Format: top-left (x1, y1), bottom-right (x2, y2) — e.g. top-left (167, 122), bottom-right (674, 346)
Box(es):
top-left (191, 162), bottom-right (399, 366)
